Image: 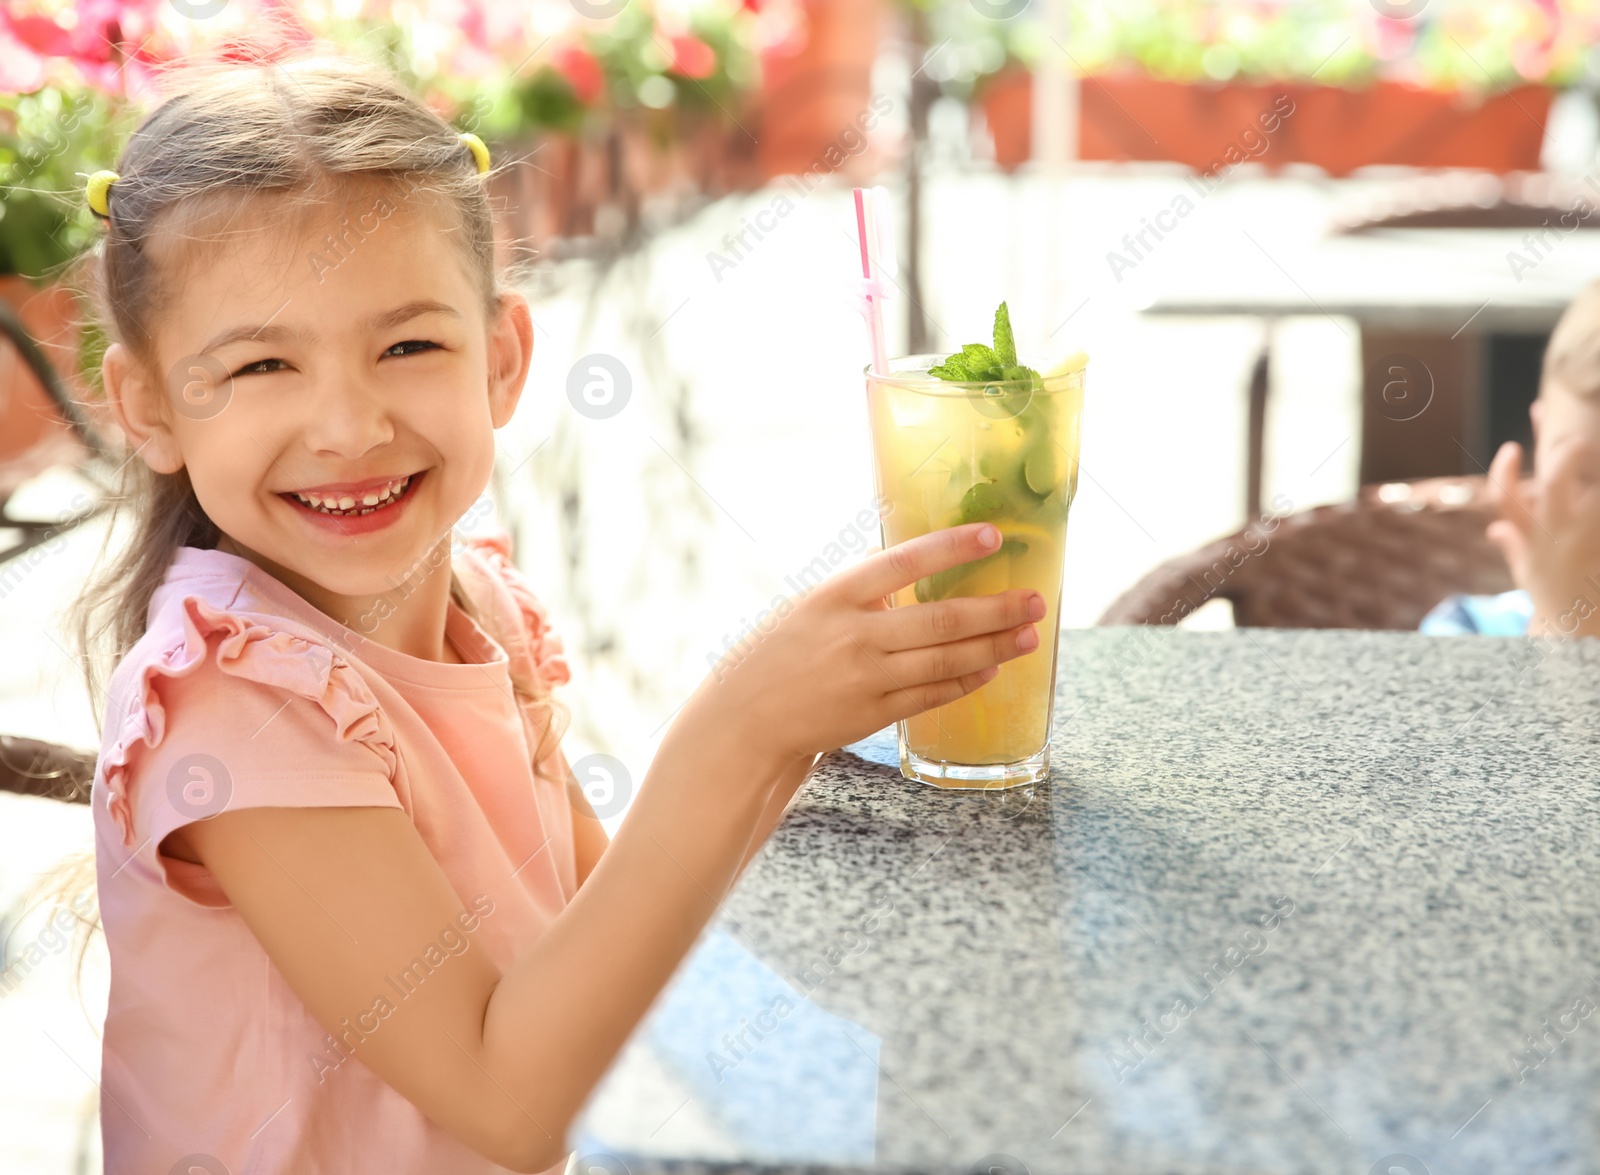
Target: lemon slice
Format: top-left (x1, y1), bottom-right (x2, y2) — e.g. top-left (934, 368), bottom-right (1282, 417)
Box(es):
top-left (995, 521), bottom-right (1057, 548)
top-left (1044, 350), bottom-right (1089, 379)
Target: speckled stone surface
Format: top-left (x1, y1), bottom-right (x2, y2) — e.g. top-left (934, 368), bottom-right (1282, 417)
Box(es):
top-left (571, 628), bottom-right (1600, 1175)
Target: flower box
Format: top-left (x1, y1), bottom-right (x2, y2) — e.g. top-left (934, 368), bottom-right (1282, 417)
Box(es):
top-left (980, 69), bottom-right (1554, 177)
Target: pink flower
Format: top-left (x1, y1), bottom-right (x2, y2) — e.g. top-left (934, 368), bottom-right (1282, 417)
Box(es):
top-left (554, 43), bottom-right (603, 104)
top-left (1513, 0), bottom-right (1559, 81)
top-left (1512, 40), bottom-right (1553, 82)
top-left (1371, 15), bottom-right (1415, 62)
top-left (461, 0), bottom-right (490, 53)
top-left (0, 24), bottom-right (47, 94)
top-left (669, 34), bottom-right (715, 80)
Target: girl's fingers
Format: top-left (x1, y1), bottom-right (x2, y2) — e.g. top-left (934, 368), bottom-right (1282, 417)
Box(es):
top-left (1486, 518), bottom-right (1532, 586)
top-left (874, 588), bottom-right (1046, 653)
top-left (845, 523), bottom-right (1005, 605)
top-left (1489, 441), bottom-right (1533, 530)
top-left (877, 622), bottom-right (1040, 688)
top-left (881, 665), bottom-right (1000, 721)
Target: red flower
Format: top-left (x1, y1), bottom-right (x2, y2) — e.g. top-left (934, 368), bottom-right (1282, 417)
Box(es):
top-left (554, 43), bottom-right (603, 104)
top-left (669, 34), bottom-right (715, 80)
top-left (1, 0), bottom-right (167, 96)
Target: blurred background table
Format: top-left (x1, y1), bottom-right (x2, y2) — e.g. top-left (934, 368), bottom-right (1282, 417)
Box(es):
top-left (573, 626), bottom-right (1600, 1175)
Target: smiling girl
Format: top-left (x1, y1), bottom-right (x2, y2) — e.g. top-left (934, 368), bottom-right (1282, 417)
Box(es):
top-left (65, 51), bottom-right (1046, 1174)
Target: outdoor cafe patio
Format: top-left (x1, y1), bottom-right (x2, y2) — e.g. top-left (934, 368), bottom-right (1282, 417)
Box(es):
top-left (5, 2), bottom-right (1600, 1173)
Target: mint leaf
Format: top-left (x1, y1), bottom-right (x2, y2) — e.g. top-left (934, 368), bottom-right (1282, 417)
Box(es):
top-left (961, 343), bottom-right (1002, 376)
top-left (932, 344), bottom-right (1003, 381)
top-left (930, 302), bottom-right (1032, 384)
top-left (993, 301), bottom-right (1017, 367)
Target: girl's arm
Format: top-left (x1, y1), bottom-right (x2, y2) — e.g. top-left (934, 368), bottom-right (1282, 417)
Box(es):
top-left (572, 748), bottom-right (815, 891)
top-left (566, 776), bottom-right (609, 888)
top-left (176, 523), bottom-right (1042, 1171)
top-left (182, 710), bottom-right (782, 1171)
top-left (733, 751), bottom-right (818, 882)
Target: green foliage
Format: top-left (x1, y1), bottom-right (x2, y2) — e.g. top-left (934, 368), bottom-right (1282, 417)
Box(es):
top-left (518, 67), bottom-right (589, 136)
top-left (0, 87), bottom-right (134, 282)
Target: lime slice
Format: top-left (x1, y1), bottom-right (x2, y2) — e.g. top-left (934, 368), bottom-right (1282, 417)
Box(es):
top-left (914, 537), bottom-right (1030, 603)
top-left (957, 481), bottom-right (1007, 524)
top-left (1023, 444), bottom-right (1063, 497)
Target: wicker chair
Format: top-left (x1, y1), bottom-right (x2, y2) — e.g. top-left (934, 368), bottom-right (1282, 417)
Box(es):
top-left (1097, 475), bottom-right (1516, 630)
top-left (0, 300), bottom-right (106, 805)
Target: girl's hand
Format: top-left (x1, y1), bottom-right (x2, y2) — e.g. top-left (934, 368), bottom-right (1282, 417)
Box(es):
top-left (692, 521), bottom-right (1047, 763)
top-left (1487, 437), bottom-right (1600, 637)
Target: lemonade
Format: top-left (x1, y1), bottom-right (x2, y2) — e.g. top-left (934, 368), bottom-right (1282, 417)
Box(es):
top-left (865, 346), bottom-right (1085, 788)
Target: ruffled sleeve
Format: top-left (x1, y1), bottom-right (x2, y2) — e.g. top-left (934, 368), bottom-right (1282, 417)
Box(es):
top-left (456, 531), bottom-right (572, 692)
top-left (98, 595), bottom-right (405, 858)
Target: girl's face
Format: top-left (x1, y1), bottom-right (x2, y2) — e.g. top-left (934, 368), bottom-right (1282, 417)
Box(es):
top-left (105, 186), bottom-right (532, 609)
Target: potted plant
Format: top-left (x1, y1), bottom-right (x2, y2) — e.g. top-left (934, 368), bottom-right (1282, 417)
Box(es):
top-left (755, 0), bottom-right (885, 182)
top-left (973, 0), bottom-right (1592, 175)
top-left (504, 0), bottom-right (778, 242)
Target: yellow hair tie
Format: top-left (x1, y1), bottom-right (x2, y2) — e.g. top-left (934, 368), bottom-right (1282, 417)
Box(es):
top-left (86, 169), bottom-right (120, 218)
top-left (458, 132), bottom-right (490, 175)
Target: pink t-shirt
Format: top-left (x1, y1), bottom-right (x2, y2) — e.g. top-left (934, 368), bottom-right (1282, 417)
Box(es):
top-left (90, 533), bottom-right (579, 1175)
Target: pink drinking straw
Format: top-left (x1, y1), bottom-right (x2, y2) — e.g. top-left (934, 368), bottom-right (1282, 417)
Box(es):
top-left (853, 187), bottom-right (889, 375)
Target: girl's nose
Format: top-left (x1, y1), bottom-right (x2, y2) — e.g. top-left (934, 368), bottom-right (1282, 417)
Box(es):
top-left (302, 374), bottom-right (396, 458)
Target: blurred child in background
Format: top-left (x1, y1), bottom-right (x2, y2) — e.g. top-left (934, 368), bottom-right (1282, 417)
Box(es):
top-left (1422, 278), bottom-right (1600, 639)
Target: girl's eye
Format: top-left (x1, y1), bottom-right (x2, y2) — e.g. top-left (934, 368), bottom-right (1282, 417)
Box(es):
top-left (231, 358), bottom-right (284, 378)
top-left (385, 339), bottom-right (440, 359)
top-left (229, 340), bottom-right (440, 378)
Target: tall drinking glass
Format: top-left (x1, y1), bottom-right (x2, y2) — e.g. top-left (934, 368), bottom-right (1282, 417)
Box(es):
top-left (865, 355), bottom-right (1085, 789)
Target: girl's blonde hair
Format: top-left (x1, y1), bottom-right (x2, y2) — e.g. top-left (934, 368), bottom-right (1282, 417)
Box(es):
top-left (31, 47), bottom-right (568, 1037)
top-left (1543, 277), bottom-right (1600, 402)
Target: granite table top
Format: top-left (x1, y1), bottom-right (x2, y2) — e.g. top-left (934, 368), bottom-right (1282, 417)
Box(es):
top-left (569, 627), bottom-right (1600, 1175)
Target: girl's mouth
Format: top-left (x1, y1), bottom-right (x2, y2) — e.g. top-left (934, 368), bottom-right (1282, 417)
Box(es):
top-left (281, 470), bottom-right (422, 518)
top-left (281, 470), bottom-right (428, 541)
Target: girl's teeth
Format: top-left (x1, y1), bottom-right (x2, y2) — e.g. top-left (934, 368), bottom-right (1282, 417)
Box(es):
top-left (293, 474), bottom-right (412, 516)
